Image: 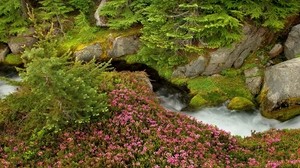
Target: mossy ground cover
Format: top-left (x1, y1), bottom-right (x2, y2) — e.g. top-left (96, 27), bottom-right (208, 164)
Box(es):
top-left (186, 75), bottom-right (253, 108)
top-left (0, 71), bottom-right (300, 167)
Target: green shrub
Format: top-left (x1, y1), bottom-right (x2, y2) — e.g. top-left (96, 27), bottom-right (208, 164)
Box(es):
top-left (5, 56), bottom-right (110, 139)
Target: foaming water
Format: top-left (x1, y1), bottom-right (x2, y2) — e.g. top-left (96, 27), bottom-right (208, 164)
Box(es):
top-left (0, 76), bottom-right (20, 98)
top-left (185, 106), bottom-right (280, 137)
top-left (157, 89), bottom-right (300, 137)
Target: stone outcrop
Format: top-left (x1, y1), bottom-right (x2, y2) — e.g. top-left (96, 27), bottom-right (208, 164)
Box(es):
top-left (284, 24), bottom-right (300, 60)
top-left (172, 56), bottom-right (207, 78)
top-left (0, 43), bottom-right (10, 62)
top-left (74, 43), bottom-right (102, 62)
top-left (203, 24), bottom-right (268, 75)
top-left (108, 35), bottom-right (140, 58)
top-left (260, 57), bottom-right (300, 121)
top-left (244, 67), bottom-right (262, 95)
top-left (8, 36), bottom-right (37, 54)
top-left (172, 24), bottom-right (270, 78)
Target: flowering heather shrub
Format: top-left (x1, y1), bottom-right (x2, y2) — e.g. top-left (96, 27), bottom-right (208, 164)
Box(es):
top-left (241, 129), bottom-right (300, 167)
top-left (0, 72), bottom-right (300, 167)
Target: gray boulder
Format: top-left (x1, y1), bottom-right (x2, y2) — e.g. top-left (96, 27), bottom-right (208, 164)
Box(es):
top-left (108, 35), bottom-right (140, 58)
top-left (284, 24), bottom-right (300, 59)
top-left (0, 43), bottom-right (10, 62)
top-left (260, 57), bottom-right (300, 121)
top-left (74, 43), bottom-right (102, 62)
top-left (8, 36), bottom-right (37, 54)
top-left (203, 24), bottom-right (268, 75)
top-left (172, 56), bottom-right (207, 78)
top-left (244, 67), bottom-right (262, 95)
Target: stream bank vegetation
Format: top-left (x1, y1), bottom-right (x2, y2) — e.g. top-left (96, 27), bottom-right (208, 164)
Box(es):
top-left (0, 0), bottom-right (300, 167)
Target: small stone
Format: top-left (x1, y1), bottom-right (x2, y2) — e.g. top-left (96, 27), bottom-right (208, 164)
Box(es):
top-left (172, 56), bottom-right (207, 78)
top-left (8, 36), bottom-right (37, 54)
top-left (244, 67), bottom-right (262, 95)
top-left (0, 43), bottom-right (10, 62)
top-left (244, 67), bottom-right (260, 78)
top-left (245, 77), bottom-right (262, 95)
top-left (74, 43), bottom-right (102, 62)
top-left (268, 43), bottom-right (283, 58)
top-left (108, 35), bottom-right (140, 58)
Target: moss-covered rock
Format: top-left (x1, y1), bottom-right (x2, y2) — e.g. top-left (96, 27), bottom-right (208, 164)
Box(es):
top-left (227, 97), bottom-right (255, 111)
top-left (259, 58), bottom-right (300, 121)
top-left (4, 54), bottom-right (23, 65)
top-left (189, 94), bottom-right (208, 109)
top-left (186, 75), bottom-right (253, 108)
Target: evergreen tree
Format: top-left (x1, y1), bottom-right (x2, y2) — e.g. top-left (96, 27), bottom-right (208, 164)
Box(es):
top-left (6, 55), bottom-right (111, 137)
top-left (239, 0), bottom-right (300, 30)
top-left (67, 0), bottom-right (94, 15)
top-left (38, 0), bottom-right (73, 34)
top-left (0, 0), bottom-right (28, 42)
top-left (100, 0), bottom-right (148, 29)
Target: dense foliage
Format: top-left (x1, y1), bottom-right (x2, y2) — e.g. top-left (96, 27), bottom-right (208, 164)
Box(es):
top-left (0, 0), bottom-right (28, 42)
top-left (0, 0), bottom-right (95, 43)
top-left (100, 0), bottom-right (300, 78)
top-left (101, 0), bottom-right (300, 50)
top-left (1, 72), bottom-right (300, 167)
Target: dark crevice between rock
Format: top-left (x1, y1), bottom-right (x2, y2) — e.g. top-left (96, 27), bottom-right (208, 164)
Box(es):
top-left (110, 60), bottom-right (190, 106)
top-left (0, 64), bottom-right (19, 77)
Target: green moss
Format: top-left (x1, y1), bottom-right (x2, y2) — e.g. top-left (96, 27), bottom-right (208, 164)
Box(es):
top-left (10, 36), bottom-right (27, 43)
top-left (187, 75), bottom-right (253, 108)
top-left (227, 97), bottom-right (255, 111)
top-left (4, 54), bottom-right (23, 65)
top-left (189, 94), bottom-right (208, 109)
top-left (262, 106), bottom-right (300, 122)
top-left (221, 68), bottom-right (242, 77)
top-left (171, 78), bottom-right (189, 87)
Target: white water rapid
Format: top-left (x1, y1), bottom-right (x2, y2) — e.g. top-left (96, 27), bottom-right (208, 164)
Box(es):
top-left (0, 76), bottom-right (20, 98)
top-left (157, 89), bottom-right (300, 137)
